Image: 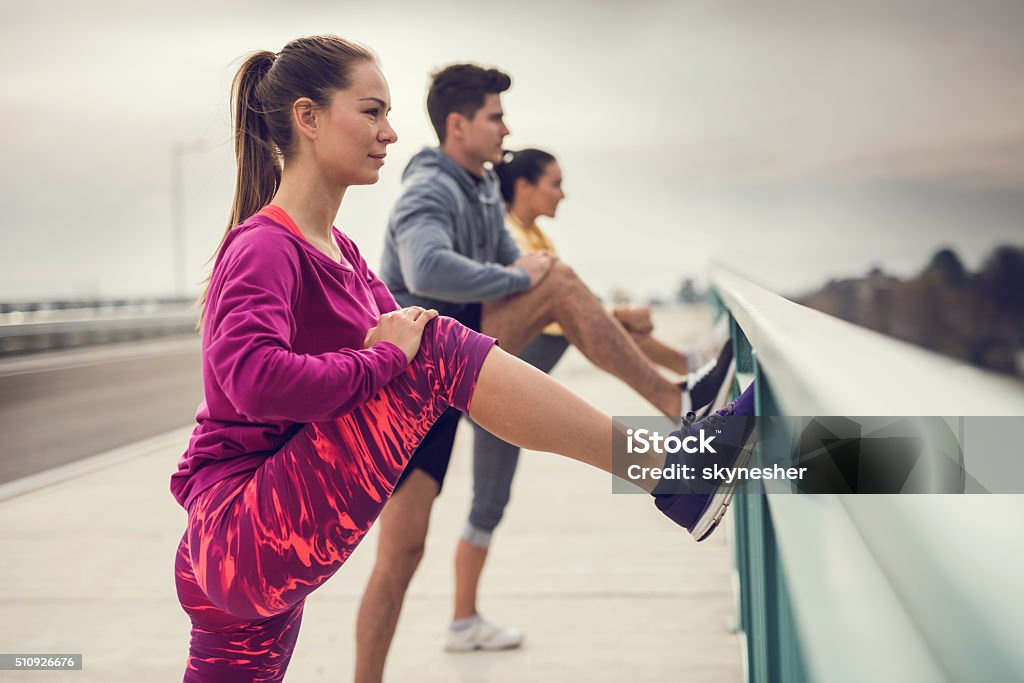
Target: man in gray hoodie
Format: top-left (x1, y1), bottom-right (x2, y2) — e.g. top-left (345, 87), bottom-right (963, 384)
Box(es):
top-left (379, 144), bottom-right (534, 315)
top-left (355, 64), bottom-right (689, 682)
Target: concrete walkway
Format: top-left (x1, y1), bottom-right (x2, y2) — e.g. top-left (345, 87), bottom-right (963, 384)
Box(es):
top-left (0, 306), bottom-right (743, 682)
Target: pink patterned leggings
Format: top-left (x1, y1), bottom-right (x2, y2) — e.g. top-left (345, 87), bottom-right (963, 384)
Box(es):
top-left (174, 317), bottom-right (496, 682)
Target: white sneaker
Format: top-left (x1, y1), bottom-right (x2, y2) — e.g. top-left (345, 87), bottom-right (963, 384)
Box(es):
top-left (444, 616), bottom-right (524, 652)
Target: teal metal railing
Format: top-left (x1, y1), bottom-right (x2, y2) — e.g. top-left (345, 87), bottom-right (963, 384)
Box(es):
top-left (709, 265), bottom-right (1024, 683)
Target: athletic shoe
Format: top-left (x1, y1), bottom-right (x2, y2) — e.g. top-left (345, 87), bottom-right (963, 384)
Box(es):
top-left (444, 616), bottom-right (524, 652)
top-left (685, 339), bottom-right (735, 418)
top-left (653, 382), bottom-right (757, 542)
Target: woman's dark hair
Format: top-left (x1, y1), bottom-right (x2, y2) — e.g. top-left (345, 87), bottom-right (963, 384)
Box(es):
top-left (198, 35), bottom-right (376, 316)
top-left (494, 148), bottom-right (557, 204)
top-left (426, 64), bottom-right (511, 144)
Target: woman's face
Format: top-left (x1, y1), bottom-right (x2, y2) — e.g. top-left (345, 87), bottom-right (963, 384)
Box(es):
top-left (315, 61), bottom-right (398, 186)
top-left (521, 161), bottom-right (565, 218)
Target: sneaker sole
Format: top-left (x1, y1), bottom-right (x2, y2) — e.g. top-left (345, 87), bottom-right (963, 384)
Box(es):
top-left (444, 639), bottom-right (523, 653)
top-left (690, 420), bottom-right (754, 542)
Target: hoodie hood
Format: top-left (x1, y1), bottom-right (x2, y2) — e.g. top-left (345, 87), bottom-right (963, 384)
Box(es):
top-left (379, 146), bottom-right (530, 313)
top-left (401, 147), bottom-right (503, 206)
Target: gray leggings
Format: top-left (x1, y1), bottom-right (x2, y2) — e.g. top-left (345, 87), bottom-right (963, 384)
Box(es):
top-left (465, 333), bottom-right (570, 547)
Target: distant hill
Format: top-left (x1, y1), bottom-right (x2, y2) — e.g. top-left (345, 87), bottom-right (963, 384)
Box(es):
top-left (797, 246), bottom-right (1024, 377)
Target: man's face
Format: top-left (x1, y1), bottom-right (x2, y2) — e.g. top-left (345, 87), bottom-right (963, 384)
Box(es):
top-left (457, 93), bottom-right (509, 167)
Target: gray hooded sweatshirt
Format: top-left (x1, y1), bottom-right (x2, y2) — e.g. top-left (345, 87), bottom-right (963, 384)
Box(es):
top-left (380, 148), bottom-right (531, 318)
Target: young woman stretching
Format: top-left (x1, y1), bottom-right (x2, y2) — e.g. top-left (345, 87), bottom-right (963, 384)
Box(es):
top-left (169, 35), bottom-right (753, 682)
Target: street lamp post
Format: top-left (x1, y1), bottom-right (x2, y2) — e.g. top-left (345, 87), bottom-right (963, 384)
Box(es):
top-left (170, 140), bottom-right (208, 298)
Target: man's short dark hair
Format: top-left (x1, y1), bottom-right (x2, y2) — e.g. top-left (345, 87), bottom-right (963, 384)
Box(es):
top-left (427, 64), bottom-right (512, 144)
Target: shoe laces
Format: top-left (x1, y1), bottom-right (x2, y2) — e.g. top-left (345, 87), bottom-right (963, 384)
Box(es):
top-left (681, 404), bottom-right (733, 435)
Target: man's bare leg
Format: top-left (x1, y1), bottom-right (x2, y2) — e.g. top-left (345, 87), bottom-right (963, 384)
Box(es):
top-left (354, 470), bottom-right (439, 683)
top-left (482, 261), bottom-right (681, 417)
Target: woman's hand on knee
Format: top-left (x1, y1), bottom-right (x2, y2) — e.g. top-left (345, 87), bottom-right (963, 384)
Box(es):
top-left (363, 307), bottom-right (439, 363)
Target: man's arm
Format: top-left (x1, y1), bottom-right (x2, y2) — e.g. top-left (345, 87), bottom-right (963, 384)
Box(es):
top-left (392, 191), bottom-right (531, 303)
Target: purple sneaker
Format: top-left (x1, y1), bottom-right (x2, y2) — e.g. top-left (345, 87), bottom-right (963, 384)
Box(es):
top-left (654, 382), bottom-right (757, 542)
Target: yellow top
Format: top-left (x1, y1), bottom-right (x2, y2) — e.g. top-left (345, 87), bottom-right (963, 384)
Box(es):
top-left (506, 212), bottom-right (563, 336)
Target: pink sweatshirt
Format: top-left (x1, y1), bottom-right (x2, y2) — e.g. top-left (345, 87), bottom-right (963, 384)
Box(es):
top-left (170, 209), bottom-right (409, 509)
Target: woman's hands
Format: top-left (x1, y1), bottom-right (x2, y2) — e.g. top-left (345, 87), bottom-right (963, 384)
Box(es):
top-left (363, 306), bottom-right (439, 363)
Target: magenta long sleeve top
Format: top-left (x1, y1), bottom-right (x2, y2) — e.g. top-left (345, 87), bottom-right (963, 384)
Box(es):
top-left (170, 209), bottom-right (409, 509)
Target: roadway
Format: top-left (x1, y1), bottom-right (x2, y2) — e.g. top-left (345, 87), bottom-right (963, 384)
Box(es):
top-left (0, 337), bottom-right (202, 483)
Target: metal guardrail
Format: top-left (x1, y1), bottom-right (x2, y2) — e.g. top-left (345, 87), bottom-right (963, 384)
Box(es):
top-left (0, 300), bottom-right (198, 356)
top-left (709, 264), bottom-right (1024, 683)
top-left (0, 296), bottom-right (194, 315)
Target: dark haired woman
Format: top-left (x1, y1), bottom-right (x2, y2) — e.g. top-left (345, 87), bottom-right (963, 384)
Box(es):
top-left (170, 36), bottom-right (753, 681)
top-left (496, 149), bottom-right (728, 377)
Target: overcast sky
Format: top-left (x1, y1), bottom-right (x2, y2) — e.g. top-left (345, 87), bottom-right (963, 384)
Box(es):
top-left (2, 0), bottom-right (1022, 301)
